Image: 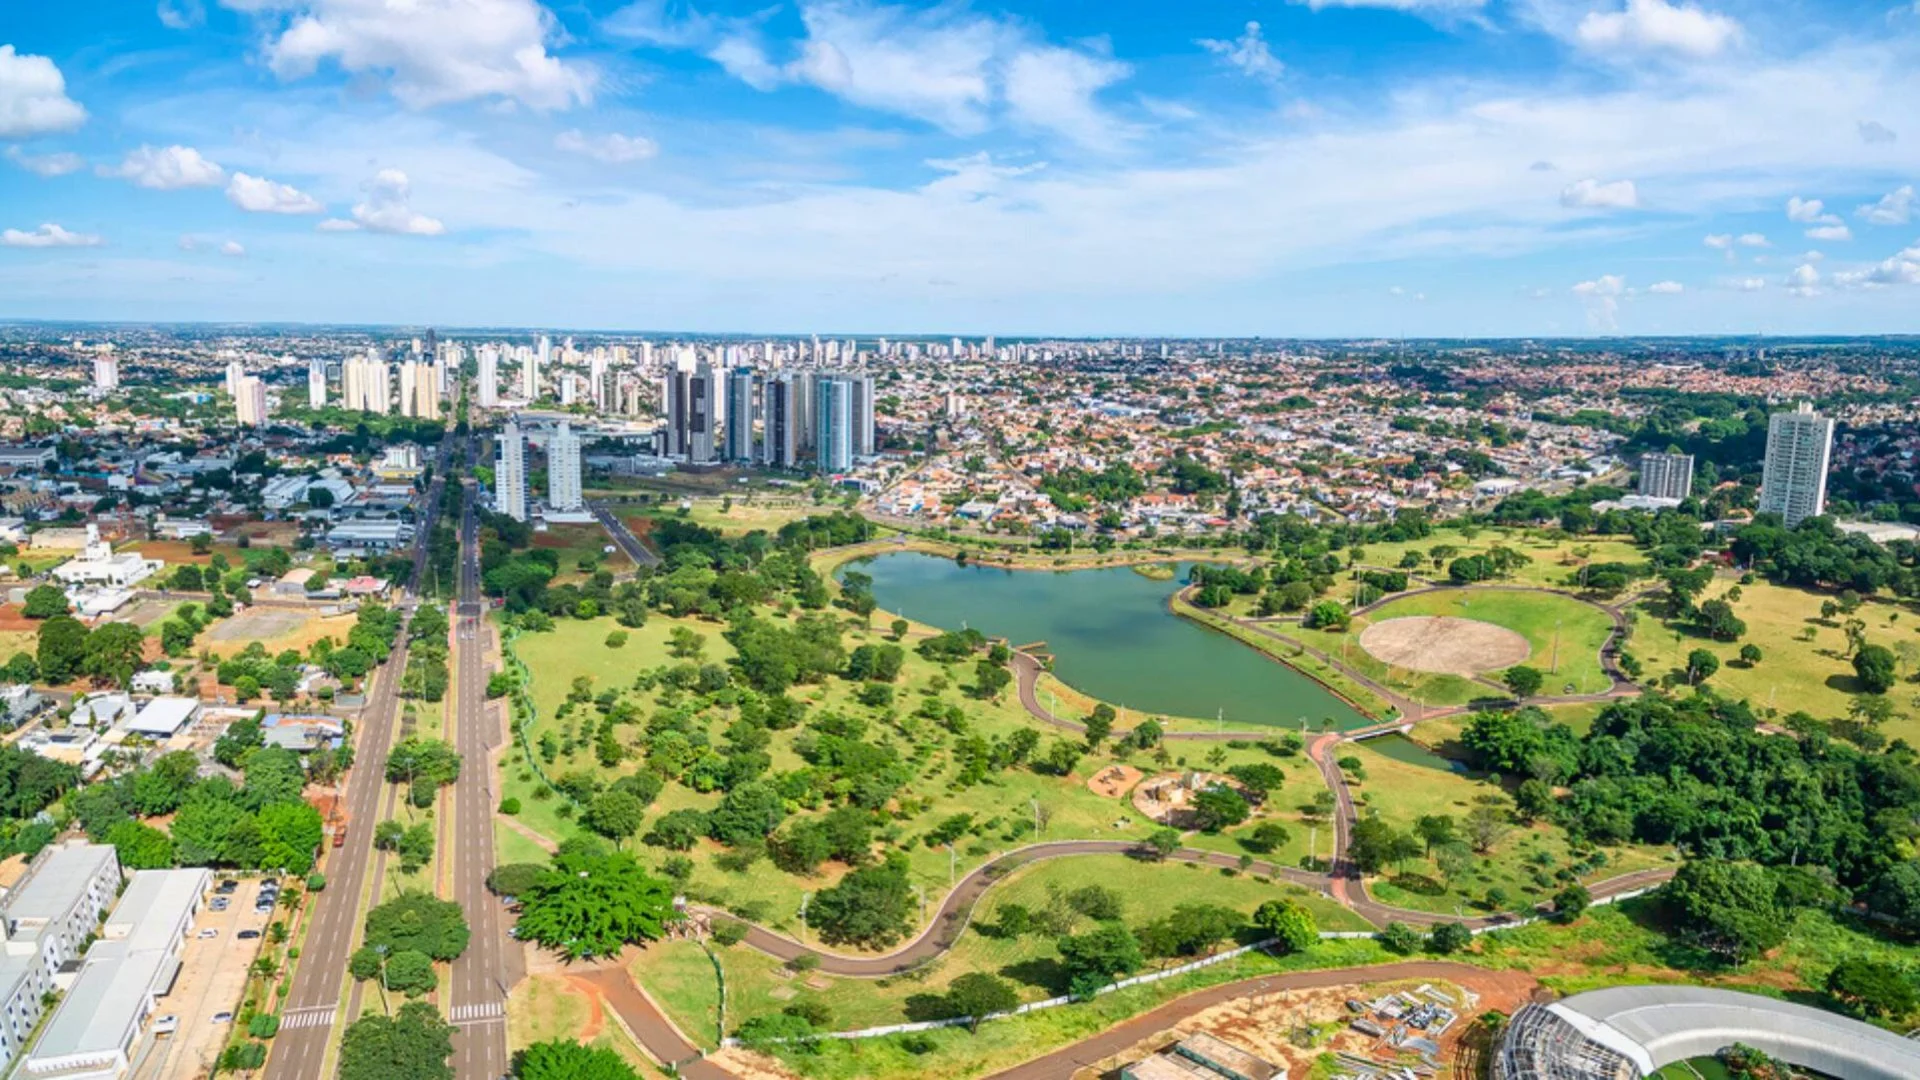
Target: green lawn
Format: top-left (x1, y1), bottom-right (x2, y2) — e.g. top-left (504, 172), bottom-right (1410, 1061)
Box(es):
top-left (1348, 528), bottom-right (1649, 593)
top-left (1627, 578), bottom-right (1920, 741)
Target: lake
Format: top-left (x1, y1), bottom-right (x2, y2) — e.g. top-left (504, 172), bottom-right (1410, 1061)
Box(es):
top-left (849, 552), bottom-right (1370, 731)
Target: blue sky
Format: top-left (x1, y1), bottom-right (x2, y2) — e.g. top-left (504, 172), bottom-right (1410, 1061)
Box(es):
top-left (1, 0), bottom-right (1917, 335)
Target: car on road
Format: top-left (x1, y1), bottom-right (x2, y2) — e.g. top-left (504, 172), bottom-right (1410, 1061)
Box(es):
top-left (197, 928), bottom-right (218, 939)
top-left (238, 930), bottom-right (261, 940)
top-left (154, 1015), bottom-right (178, 1035)
top-left (212, 1012), bottom-right (233, 1024)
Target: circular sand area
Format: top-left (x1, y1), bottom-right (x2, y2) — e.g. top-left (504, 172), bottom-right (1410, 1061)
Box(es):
top-left (1358, 616), bottom-right (1531, 676)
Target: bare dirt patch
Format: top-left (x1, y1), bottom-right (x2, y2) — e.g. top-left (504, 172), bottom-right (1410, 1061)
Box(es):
top-left (1359, 616), bottom-right (1531, 676)
top-left (1088, 764), bottom-right (1143, 799)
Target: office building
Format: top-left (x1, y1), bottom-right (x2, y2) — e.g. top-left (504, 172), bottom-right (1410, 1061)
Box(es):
top-left (91, 355), bottom-right (118, 393)
top-left (815, 374), bottom-right (853, 474)
top-left (496, 419), bottom-right (527, 521)
top-left (548, 419), bottom-right (583, 512)
top-left (1636, 452), bottom-right (1693, 501)
top-left (234, 375), bottom-right (267, 427)
top-left (1759, 403), bottom-right (1834, 527)
top-left (725, 368), bottom-right (756, 462)
top-left (662, 363), bottom-right (717, 464)
top-left (0, 843), bottom-right (122, 1072)
top-left (307, 357), bottom-right (327, 409)
top-left (760, 374), bottom-right (799, 469)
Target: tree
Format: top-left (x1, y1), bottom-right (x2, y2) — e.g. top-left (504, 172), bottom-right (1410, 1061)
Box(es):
top-left (807, 855), bottom-right (914, 947)
top-left (708, 781), bottom-right (786, 847)
top-left (944, 973), bottom-right (1018, 1033)
top-left (584, 791), bottom-right (644, 844)
top-left (1083, 703), bottom-right (1115, 749)
top-left (35, 616), bottom-right (89, 684)
top-left (255, 801), bottom-right (325, 874)
top-left (1738, 643), bottom-right (1763, 667)
top-left (1464, 806), bottom-right (1512, 854)
top-left (1502, 666), bottom-right (1544, 699)
top-left (349, 946), bottom-right (384, 982)
top-left (106, 820), bottom-right (175, 869)
top-left (514, 1040), bottom-right (641, 1080)
top-left (487, 862), bottom-right (548, 898)
top-left (1306, 600), bottom-right (1350, 631)
top-left (1226, 763), bottom-right (1284, 801)
top-left (972, 658), bottom-right (1012, 700)
top-left (1552, 883), bottom-right (1592, 923)
top-left (1854, 644), bottom-right (1898, 694)
top-left (365, 892), bottom-right (471, 962)
top-left (1377, 922), bottom-right (1422, 955)
top-left (383, 949), bottom-right (437, 995)
top-left (516, 847), bottom-right (676, 960)
top-left (1664, 860), bottom-right (1786, 963)
top-left (1144, 827), bottom-right (1181, 860)
top-left (1252, 899), bottom-right (1317, 954)
top-left (1191, 785), bottom-right (1250, 832)
top-left (1413, 814), bottom-right (1459, 855)
top-left (20, 584), bottom-right (69, 619)
top-left (1349, 817), bottom-right (1421, 874)
top-left (1240, 822), bottom-right (1290, 854)
top-left (1698, 599), bottom-right (1747, 642)
top-left (338, 1002), bottom-right (455, 1080)
top-left (1825, 958), bottom-right (1919, 1019)
top-left (1685, 648), bottom-right (1719, 685)
top-left (1427, 922), bottom-right (1472, 955)
top-left (82, 622), bottom-right (146, 688)
top-left (1056, 923), bottom-right (1144, 998)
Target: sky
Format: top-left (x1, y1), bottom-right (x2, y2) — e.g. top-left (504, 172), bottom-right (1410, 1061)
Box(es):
top-left (1, 0), bottom-right (1918, 337)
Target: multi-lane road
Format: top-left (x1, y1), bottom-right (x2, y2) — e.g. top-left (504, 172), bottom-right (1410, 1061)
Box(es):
top-left (267, 436), bottom-right (454, 1080)
top-left (444, 440), bottom-right (515, 1078)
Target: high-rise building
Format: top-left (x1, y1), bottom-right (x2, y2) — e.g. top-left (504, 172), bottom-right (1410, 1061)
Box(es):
top-left (815, 375), bottom-right (853, 474)
top-left (496, 419), bottom-right (528, 522)
top-left (411, 361), bottom-right (440, 420)
top-left (1637, 452), bottom-right (1694, 501)
top-left (369, 359), bottom-right (392, 415)
top-left (761, 374), bottom-right (798, 468)
top-left (478, 347), bottom-right (499, 408)
top-left (235, 375), bottom-right (268, 427)
top-left (308, 357), bottom-right (328, 409)
top-left (849, 372), bottom-right (875, 458)
top-left (549, 420), bottom-right (583, 512)
top-left (662, 362), bottom-right (718, 463)
top-left (725, 368), bottom-right (756, 462)
top-left (224, 359), bottom-right (245, 398)
top-left (92, 354), bottom-right (118, 392)
top-left (1759, 403), bottom-right (1834, 527)
top-left (522, 340), bottom-right (542, 402)
top-left (398, 362), bottom-right (419, 417)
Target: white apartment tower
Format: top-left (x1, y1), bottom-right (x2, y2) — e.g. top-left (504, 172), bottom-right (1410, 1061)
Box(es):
top-left (496, 419), bottom-right (528, 522)
top-left (1759, 403), bottom-right (1835, 528)
top-left (224, 359), bottom-right (245, 398)
top-left (549, 420), bottom-right (583, 512)
top-left (307, 357), bottom-right (328, 409)
top-left (1637, 452), bottom-right (1694, 501)
top-left (815, 374), bottom-right (853, 475)
top-left (234, 376), bottom-right (268, 427)
top-left (91, 354), bottom-right (118, 392)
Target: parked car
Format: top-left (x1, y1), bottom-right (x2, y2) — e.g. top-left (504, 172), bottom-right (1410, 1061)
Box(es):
top-left (154, 1015), bottom-right (178, 1035)
top-left (212, 1012), bottom-right (233, 1024)
top-left (197, 928), bottom-right (218, 939)
top-left (238, 930), bottom-right (261, 940)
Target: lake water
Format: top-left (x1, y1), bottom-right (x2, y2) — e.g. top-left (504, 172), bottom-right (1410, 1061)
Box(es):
top-left (1359, 733), bottom-right (1469, 773)
top-left (849, 552), bottom-right (1369, 731)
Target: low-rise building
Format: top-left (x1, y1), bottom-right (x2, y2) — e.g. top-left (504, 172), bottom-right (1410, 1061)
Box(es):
top-left (0, 844), bottom-right (122, 1071)
top-left (125, 697), bottom-right (200, 739)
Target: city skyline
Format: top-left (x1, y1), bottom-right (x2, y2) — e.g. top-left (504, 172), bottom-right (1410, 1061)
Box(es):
top-left (0, 0), bottom-right (1916, 335)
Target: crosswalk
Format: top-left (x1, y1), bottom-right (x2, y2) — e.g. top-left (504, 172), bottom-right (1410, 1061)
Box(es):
top-left (280, 1007), bottom-right (334, 1031)
top-left (449, 1002), bottom-right (506, 1024)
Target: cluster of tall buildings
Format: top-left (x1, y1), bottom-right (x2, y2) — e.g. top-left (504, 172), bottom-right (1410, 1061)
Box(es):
top-left (493, 417), bottom-right (583, 522)
top-left (330, 348), bottom-right (443, 419)
top-left (663, 360), bottom-right (874, 474)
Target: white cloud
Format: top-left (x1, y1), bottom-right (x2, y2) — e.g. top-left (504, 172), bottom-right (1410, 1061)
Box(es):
top-left (1560, 178), bottom-right (1639, 209)
top-left (1858, 120), bottom-right (1897, 144)
top-left (220, 240), bottom-right (246, 257)
top-left (1199, 22), bottom-right (1284, 83)
top-left (1786, 262), bottom-right (1821, 296)
top-left (0, 45), bottom-right (87, 137)
top-left (2, 222), bottom-right (101, 248)
top-left (1572, 274), bottom-right (1625, 330)
top-left (1003, 46), bottom-right (1133, 151)
top-left (1289, 0), bottom-right (1486, 11)
top-left (316, 218), bottom-right (360, 232)
top-left (225, 0), bottom-right (594, 110)
top-left (1576, 0), bottom-right (1740, 59)
top-left (1702, 233), bottom-right (1732, 250)
top-left (1737, 232), bottom-right (1768, 247)
top-left (226, 172), bottom-right (324, 214)
top-left (347, 169), bottom-right (445, 235)
top-left (157, 0), bottom-right (206, 28)
top-left (1806, 223), bottom-right (1852, 242)
top-left (1857, 185), bottom-right (1914, 226)
top-left (554, 130), bottom-right (659, 164)
top-left (1572, 274), bottom-right (1626, 296)
top-left (4, 146), bottom-right (82, 177)
top-left (1649, 280), bottom-right (1684, 293)
top-left (100, 144), bottom-right (225, 189)
top-left (1786, 195), bottom-right (1832, 224)
top-left (1738, 277), bottom-right (1767, 291)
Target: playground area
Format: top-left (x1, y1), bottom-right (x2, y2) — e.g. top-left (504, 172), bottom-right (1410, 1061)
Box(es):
top-left (1087, 763), bottom-right (1144, 799)
top-left (1131, 771), bottom-right (1240, 829)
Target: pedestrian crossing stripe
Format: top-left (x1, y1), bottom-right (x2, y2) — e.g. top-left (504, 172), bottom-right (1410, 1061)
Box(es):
top-left (280, 1010), bottom-right (334, 1030)
top-left (449, 1003), bottom-right (505, 1022)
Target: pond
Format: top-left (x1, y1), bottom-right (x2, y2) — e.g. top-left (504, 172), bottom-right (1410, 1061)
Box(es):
top-left (848, 552), bottom-right (1370, 731)
top-left (1357, 732), bottom-right (1469, 773)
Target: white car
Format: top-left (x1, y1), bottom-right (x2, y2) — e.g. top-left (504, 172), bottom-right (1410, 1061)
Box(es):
top-left (197, 928), bottom-right (219, 939)
top-left (153, 1015), bottom-right (178, 1035)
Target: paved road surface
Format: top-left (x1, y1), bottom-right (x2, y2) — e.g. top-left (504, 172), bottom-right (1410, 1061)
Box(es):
top-left (576, 966), bottom-right (736, 1080)
top-left (591, 502), bottom-right (661, 567)
top-left (446, 444), bottom-right (515, 1080)
top-left (266, 436), bottom-right (455, 1080)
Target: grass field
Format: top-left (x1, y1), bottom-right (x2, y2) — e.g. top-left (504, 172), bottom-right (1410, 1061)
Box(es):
top-left (1628, 577), bottom-right (1920, 741)
top-left (1341, 737), bottom-right (1673, 916)
top-left (1346, 528), bottom-right (1650, 593)
top-left (531, 522), bottom-right (632, 582)
top-left (506, 971), bottom-right (653, 1071)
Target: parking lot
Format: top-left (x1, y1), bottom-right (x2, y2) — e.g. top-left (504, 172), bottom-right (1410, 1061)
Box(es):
top-left (130, 878), bottom-right (278, 1080)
